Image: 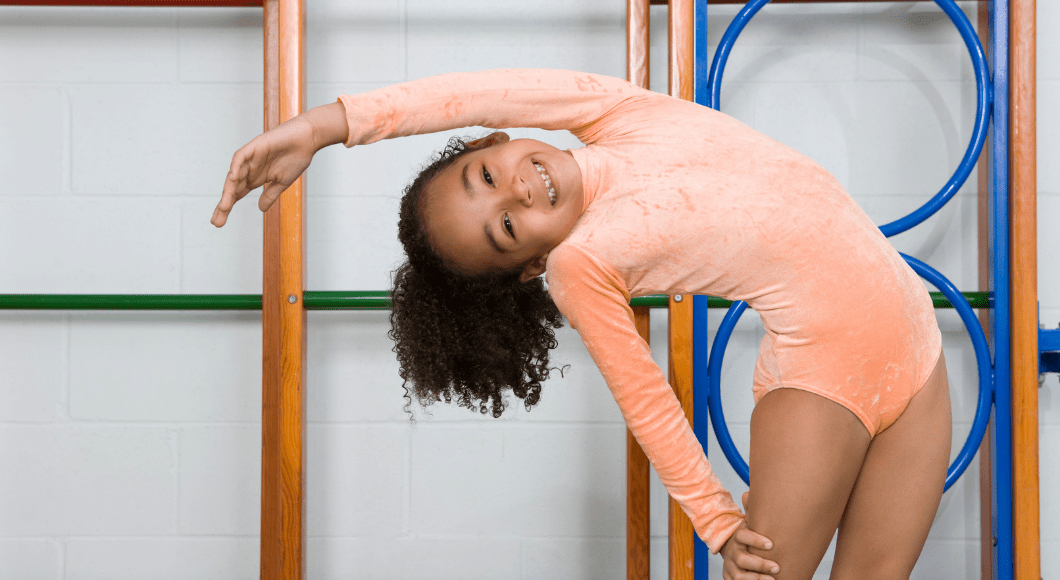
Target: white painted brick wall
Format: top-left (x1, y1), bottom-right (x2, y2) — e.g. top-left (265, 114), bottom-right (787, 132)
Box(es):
top-left (0, 1), bottom-right (1055, 578)
top-left (409, 425), bottom-right (626, 537)
top-left (0, 314), bottom-right (65, 422)
top-left (65, 538), bottom-right (258, 580)
top-left (306, 537), bottom-right (521, 580)
top-left (0, 87), bottom-right (64, 197)
top-left (0, 426), bottom-right (175, 536)
top-left (0, 540), bottom-right (62, 580)
top-left (178, 425), bottom-right (261, 535)
top-left (306, 425), bottom-right (407, 537)
top-left (69, 313), bottom-right (261, 422)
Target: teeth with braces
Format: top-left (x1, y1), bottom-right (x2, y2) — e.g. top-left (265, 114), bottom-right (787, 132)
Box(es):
top-left (533, 161), bottom-right (557, 205)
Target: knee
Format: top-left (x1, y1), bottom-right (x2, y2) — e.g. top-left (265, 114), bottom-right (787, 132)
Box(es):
top-left (744, 518), bottom-right (834, 580)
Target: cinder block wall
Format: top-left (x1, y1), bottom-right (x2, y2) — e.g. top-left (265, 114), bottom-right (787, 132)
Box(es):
top-left (0, 2), bottom-right (1055, 579)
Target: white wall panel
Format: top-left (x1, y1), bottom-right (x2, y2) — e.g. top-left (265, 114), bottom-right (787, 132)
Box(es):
top-left (306, 536), bottom-right (521, 580)
top-left (521, 538), bottom-right (625, 580)
top-left (179, 425), bottom-right (261, 535)
top-left (0, 8), bottom-right (177, 83)
top-left (306, 0), bottom-right (404, 84)
top-left (306, 424), bottom-right (406, 537)
top-left (0, 426), bottom-right (175, 536)
top-left (69, 313), bottom-right (261, 422)
top-left (0, 198), bottom-right (180, 294)
top-left (0, 540), bottom-right (62, 580)
top-left (69, 84), bottom-right (262, 197)
top-left (0, 87), bottom-right (64, 197)
top-left (177, 8), bottom-right (263, 84)
top-left (65, 538), bottom-right (258, 580)
top-left (0, 314), bottom-right (65, 422)
top-left (410, 425), bottom-right (625, 536)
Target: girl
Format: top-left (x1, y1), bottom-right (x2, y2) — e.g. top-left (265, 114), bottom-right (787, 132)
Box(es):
top-left (212, 69), bottom-right (952, 580)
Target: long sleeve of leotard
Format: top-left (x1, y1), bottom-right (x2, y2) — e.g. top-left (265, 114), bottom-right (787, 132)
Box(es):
top-left (545, 243), bottom-right (744, 553)
top-left (336, 68), bottom-right (645, 147)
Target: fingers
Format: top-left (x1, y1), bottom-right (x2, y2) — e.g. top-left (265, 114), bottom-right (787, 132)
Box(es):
top-left (733, 526), bottom-right (773, 551)
top-left (725, 572), bottom-right (775, 580)
top-left (722, 524), bottom-right (779, 580)
top-left (212, 148), bottom-right (252, 227)
top-left (733, 550), bottom-right (780, 576)
top-left (259, 181), bottom-right (289, 213)
top-left (742, 490), bottom-right (750, 511)
top-left (723, 559), bottom-right (776, 580)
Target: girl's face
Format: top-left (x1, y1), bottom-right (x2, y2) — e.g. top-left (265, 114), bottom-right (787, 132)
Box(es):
top-left (422, 134), bottom-right (585, 281)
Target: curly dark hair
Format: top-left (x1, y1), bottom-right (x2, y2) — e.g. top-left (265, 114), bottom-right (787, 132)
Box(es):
top-left (389, 136), bottom-right (565, 419)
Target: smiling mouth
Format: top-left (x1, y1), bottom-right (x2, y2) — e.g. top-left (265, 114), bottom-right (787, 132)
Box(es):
top-left (533, 161), bottom-right (557, 205)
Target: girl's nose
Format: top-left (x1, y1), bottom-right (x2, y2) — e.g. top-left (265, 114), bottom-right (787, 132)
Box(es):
top-left (511, 174), bottom-right (532, 207)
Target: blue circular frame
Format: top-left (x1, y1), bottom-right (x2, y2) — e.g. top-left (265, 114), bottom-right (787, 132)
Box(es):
top-left (705, 0), bottom-right (991, 238)
top-left (707, 254), bottom-right (992, 491)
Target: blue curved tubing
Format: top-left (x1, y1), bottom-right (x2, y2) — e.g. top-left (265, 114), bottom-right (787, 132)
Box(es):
top-left (706, 255), bottom-right (992, 492)
top-left (705, 0), bottom-right (991, 238)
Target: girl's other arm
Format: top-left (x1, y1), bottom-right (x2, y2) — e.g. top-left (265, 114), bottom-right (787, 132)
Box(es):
top-left (211, 101), bottom-right (348, 227)
top-left (545, 244), bottom-right (749, 554)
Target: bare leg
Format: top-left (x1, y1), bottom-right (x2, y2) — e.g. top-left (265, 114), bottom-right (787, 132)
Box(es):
top-left (829, 352), bottom-right (951, 579)
top-left (746, 388), bottom-right (872, 580)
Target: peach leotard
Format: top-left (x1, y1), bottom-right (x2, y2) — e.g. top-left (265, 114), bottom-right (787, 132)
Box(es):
top-left (337, 69), bottom-right (942, 553)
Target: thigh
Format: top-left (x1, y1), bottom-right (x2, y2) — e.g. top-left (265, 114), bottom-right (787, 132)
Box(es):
top-left (830, 352), bottom-right (952, 580)
top-left (747, 387), bottom-right (872, 580)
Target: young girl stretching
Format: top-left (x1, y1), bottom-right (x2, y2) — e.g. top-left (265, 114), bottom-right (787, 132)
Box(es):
top-left (212, 69), bottom-right (952, 580)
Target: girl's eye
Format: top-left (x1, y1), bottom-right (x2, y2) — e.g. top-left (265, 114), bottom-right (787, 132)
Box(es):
top-left (503, 215), bottom-right (514, 237)
top-left (483, 167), bottom-right (494, 186)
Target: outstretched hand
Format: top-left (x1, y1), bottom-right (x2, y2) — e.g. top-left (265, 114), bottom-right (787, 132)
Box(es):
top-left (719, 491), bottom-right (779, 580)
top-left (211, 116), bottom-right (317, 227)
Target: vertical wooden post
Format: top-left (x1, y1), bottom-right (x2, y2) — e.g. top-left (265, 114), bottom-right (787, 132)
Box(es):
top-left (667, 296), bottom-right (695, 580)
top-left (1009, 1), bottom-right (1039, 578)
top-left (668, 0), bottom-right (695, 103)
top-left (667, 1), bottom-right (696, 579)
top-left (628, 0), bottom-right (650, 90)
top-left (261, 0), bottom-right (306, 578)
top-left (627, 3), bottom-right (652, 579)
top-left (629, 307), bottom-right (653, 580)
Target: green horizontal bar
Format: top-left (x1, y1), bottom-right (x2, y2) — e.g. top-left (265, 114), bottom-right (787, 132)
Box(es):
top-left (0, 291), bottom-right (990, 311)
top-left (0, 293), bottom-right (263, 310)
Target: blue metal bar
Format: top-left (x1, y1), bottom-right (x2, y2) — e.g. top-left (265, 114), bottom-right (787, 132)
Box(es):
top-left (877, 0), bottom-right (991, 237)
top-left (692, 294), bottom-right (712, 578)
top-left (706, 300), bottom-right (751, 484)
top-left (693, 2), bottom-right (712, 578)
top-left (989, 0), bottom-right (1013, 577)
top-left (902, 254), bottom-right (993, 491)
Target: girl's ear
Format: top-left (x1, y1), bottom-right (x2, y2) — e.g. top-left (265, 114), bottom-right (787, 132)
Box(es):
top-left (519, 253), bottom-right (549, 283)
top-left (466, 132), bottom-right (511, 150)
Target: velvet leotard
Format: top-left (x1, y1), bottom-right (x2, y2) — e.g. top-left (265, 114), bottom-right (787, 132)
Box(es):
top-left (337, 69), bottom-right (942, 553)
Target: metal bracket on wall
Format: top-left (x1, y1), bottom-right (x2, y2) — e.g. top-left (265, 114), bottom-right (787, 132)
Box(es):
top-left (1037, 321), bottom-right (1060, 376)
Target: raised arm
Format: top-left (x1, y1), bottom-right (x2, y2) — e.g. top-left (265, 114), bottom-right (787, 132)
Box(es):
top-left (338, 68), bottom-right (647, 147)
top-left (213, 69), bottom-right (647, 227)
